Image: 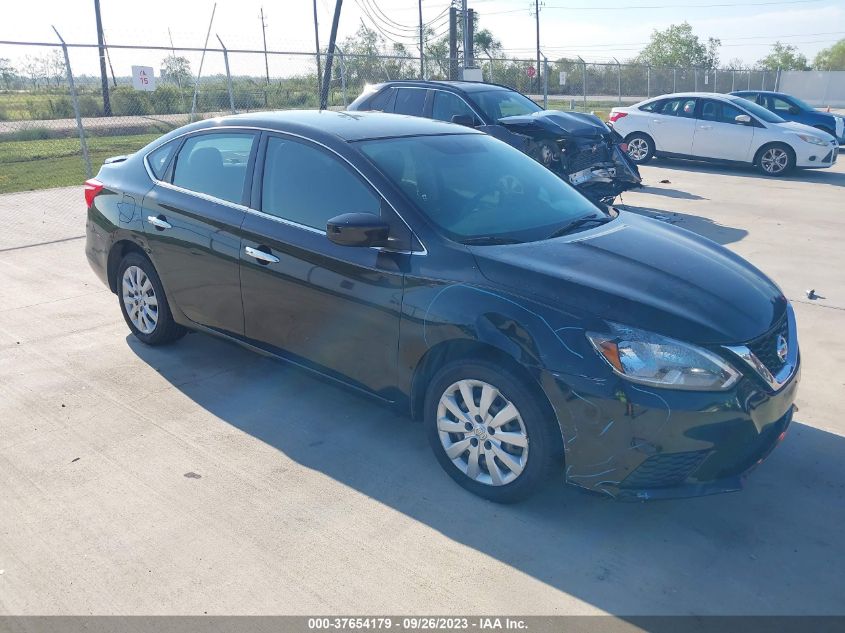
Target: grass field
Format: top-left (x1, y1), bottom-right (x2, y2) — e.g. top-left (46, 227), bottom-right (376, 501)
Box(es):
top-left (0, 133), bottom-right (158, 194)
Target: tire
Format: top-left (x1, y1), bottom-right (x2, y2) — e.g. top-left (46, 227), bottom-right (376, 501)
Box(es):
top-left (755, 143), bottom-right (795, 176)
top-left (624, 133), bottom-right (654, 164)
top-left (116, 252), bottom-right (186, 346)
top-left (424, 359), bottom-right (561, 503)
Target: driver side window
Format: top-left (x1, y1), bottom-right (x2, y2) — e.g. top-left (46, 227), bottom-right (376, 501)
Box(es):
top-left (261, 136), bottom-right (380, 231)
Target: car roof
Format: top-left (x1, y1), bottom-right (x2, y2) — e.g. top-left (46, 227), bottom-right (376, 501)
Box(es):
top-left (369, 80), bottom-right (512, 94)
top-left (646, 92), bottom-right (741, 100)
top-left (183, 109), bottom-right (482, 143)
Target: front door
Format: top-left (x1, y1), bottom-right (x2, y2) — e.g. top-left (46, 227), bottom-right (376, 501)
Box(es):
top-left (691, 99), bottom-right (756, 162)
top-left (238, 134), bottom-right (406, 397)
top-left (141, 130), bottom-right (258, 334)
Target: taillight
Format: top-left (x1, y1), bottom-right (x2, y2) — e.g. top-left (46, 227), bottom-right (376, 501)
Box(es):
top-left (609, 111), bottom-right (628, 123)
top-left (84, 178), bottom-right (104, 208)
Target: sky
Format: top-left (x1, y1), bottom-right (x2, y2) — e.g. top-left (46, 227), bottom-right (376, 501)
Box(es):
top-left (1, 0), bottom-right (844, 76)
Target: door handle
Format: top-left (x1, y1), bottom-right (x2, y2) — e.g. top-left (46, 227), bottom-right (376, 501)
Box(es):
top-left (245, 246), bottom-right (280, 264)
top-left (147, 215), bottom-right (172, 230)
top-left (698, 125), bottom-right (713, 130)
top-left (651, 119), bottom-right (663, 124)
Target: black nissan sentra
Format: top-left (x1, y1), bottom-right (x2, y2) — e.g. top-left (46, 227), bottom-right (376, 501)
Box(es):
top-left (85, 110), bottom-right (799, 502)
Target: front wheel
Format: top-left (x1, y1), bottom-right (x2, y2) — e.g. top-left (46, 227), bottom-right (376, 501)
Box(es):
top-left (624, 133), bottom-right (654, 164)
top-left (424, 360), bottom-right (561, 503)
top-left (756, 144), bottom-right (795, 176)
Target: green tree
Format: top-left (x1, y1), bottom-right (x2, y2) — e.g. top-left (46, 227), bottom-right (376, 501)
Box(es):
top-left (474, 28), bottom-right (502, 81)
top-left (757, 41), bottom-right (808, 71)
top-left (636, 22), bottom-right (720, 69)
top-left (0, 57), bottom-right (16, 89)
top-left (813, 38), bottom-right (845, 70)
top-left (161, 55), bottom-right (192, 87)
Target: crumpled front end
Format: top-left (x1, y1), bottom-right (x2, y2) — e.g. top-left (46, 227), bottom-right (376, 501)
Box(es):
top-left (561, 136), bottom-right (643, 206)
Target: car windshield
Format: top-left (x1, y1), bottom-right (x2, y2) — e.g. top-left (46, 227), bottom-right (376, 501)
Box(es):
top-left (357, 133), bottom-right (600, 244)
top-left (727, 95), bottom-right (785, 123)
top-left (470, 89), bottom-right (543, 121)
top-left (787, 95), bottom-right (817, 112)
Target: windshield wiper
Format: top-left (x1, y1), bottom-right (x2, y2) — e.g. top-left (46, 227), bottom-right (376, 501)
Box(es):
top-left (546, 215), bottom-right (613, 240)
top-left (460, 236), bottom-right (525, 246)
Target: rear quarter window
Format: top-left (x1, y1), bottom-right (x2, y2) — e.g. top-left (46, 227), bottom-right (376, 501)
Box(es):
top-left (368, 87), bottom-right (396, 112)
top-left (146, 140), bottom-right (178, 180)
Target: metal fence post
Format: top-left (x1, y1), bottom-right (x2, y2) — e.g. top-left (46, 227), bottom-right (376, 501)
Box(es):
top-left (731, 69), bottom-right (735, 92)
top-left (673, 67), bottom-right (676, 93)
top-left (694, 68), bottom-right (698, 91)
top-left (614, 57), bottom-right (621, 104)
top-left (713, 68), bottom-right (717, 92)
top-left (336, 45), bottom-right (348, 107)
top-left (761, 72), bottom-right (766, 90)
top-left (578, 57), bottom-right (587, 110)
top-left (52, 27), bottom-right (92, 179)
top-left (541, 53), bottom-right (548, 109)
top-left (646, 64), bottom-right (651, 98)
top-left (216, 35), bottom-right (236, 114)
top-left (747, 71), bottom-right (751, 89)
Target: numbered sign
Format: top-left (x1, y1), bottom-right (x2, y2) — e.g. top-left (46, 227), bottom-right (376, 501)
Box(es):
top-left (131, 66), bottom-right (156, 92)
top-left (527, 66), bottom-right (536, 78)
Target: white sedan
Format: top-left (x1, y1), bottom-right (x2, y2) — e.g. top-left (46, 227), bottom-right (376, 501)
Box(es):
top-left (609, 92), bottom-right (838, 176)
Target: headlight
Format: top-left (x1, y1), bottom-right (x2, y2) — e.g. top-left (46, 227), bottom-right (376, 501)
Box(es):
top-left (585, 324), bottom-right (740, 391)
top-left (795, 133), bottom-right (827, 146)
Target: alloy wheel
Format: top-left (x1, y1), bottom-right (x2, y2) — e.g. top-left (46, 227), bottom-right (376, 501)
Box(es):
top-left (627, 137), bottom-right (649, 161)
top-left (121, 265), bottom-right (159, 335)
top-left (436, 379), bottom-right (529, 486)
top-left (760, 147), bottom-right (789, 174)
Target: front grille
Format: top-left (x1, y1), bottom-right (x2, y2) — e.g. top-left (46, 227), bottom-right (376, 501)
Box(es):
top-left (567, 143), bottom-right (610, 173)
top-left (747, 314), bottom-right (789, 375)
top-left (620, 450), bottom-right (710, 489)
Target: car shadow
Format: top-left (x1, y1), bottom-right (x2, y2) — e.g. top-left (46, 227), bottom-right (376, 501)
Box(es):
top-left (649, 157), bottom-right (845, 186)
top-left (634, 185), bottom-right (707, 201)
top-left (128, 333), bottom-right (845, 615)
top-left (616, 203), bottom-right (749, 246)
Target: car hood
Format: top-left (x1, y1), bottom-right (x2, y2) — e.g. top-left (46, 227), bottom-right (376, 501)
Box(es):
top-left (497, 110), bottom-right (610, 137)
top-left (775, 120), bottom-right (835, 139)
top-left (472, 212), bottom-right (786, 345)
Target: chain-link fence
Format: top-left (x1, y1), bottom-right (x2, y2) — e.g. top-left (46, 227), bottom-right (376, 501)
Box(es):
top-left (0, 38), bottom-right (809, 208)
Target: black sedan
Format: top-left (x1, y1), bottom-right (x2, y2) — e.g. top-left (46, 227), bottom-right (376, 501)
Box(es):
top-left (85, 110), bottom-right (799, 502)
top-left (347, 80), bottom-right (642, 205)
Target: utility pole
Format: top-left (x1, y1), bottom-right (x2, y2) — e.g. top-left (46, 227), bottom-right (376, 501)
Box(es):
top-left (461, 0), bottom-right (469, 75)
top-left (418, 0), bottom-right (424, 79)
top-left (93, 0), bottom-right (111, 116)
top-left (466, 8), bottom-right (474, 68)
top-left (448, 6), bottom-right (457, 80)
top-left (320, 0), bottom-right (343, 110)
top-left (534, 0), bottom-right (541, 95)
top-left (260, 7), bottom-right (270, 85)
top-left (312, 0), bottom-right (322, 101)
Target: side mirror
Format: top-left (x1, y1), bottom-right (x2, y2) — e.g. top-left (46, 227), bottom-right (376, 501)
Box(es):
top-left (735, 114), bottom-right (751, 124)
top-left (451, 114), bottom-right (476, 127)
top-left (326, 213), bottom-right (389, 247)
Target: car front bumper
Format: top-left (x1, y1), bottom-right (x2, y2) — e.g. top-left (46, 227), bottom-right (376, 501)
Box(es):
top-left (541, 359), bottom-right (799, 501)
top-left (794, 139), bottom-right (838, 168)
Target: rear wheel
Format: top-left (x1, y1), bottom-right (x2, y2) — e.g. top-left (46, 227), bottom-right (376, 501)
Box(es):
top-left (117, 252), bottom-right (186, 346)
top-left (424, 359), bottom-right (560, 503)
top-left (756, 143), bottom-right (794, 176)
top-left (624, 133), bottom-right (654, 164)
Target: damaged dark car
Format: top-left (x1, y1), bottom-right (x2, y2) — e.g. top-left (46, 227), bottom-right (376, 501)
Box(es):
top-left (347, 80), bottom-right (642, 205)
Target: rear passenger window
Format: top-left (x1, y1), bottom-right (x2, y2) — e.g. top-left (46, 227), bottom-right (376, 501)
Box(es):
top-left (661, 97), bottom-right (697, 118)
top-left (261, 136), bottom-right (380, 231)
top-left (172, 133), bottom-right (256, 204)
top-left (147, 140), bottom-right (177, 180)
top-left (394, 88), bottom-right (427, 116)
top-left (368, 87), bottom-right (396, 112)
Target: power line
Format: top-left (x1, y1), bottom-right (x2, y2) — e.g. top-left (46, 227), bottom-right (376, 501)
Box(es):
top-left (481, 0), bottom-right (827, 15)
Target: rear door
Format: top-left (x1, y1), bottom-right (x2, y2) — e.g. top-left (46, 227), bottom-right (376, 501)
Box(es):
top-left (647, 96), bottom-right (698, 155)
top-left (691, 99), bottom-right (756, 162)
top-left (238, 133), bottom-right (407, 396)
top-left (142, 130), bottom-right (258, 334)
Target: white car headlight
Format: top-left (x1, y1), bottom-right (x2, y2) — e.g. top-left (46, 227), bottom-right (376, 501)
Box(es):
top-left (586, 324), bottom-right (740, 391)
top-left (795, 133), bottom-right (827, 146)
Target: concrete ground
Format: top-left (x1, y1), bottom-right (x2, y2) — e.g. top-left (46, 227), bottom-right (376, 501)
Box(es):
top-left (0, 159), bottom-right (844, 616)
